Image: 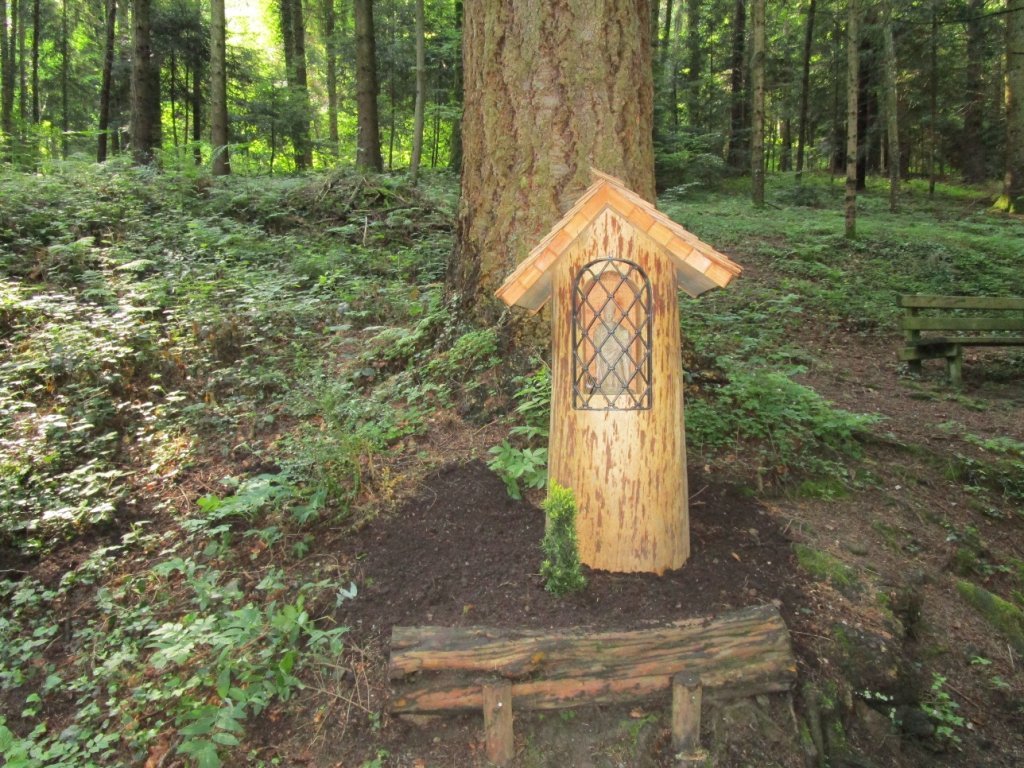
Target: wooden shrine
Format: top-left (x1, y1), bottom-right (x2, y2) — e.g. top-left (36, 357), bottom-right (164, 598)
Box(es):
top-left (496, 170), bottom-right (742, 574)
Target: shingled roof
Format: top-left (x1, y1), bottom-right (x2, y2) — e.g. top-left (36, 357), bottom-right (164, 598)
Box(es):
top-left (495, 169), bottom-right (742, 312)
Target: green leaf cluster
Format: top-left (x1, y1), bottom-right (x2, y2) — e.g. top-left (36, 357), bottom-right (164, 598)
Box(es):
top-left (540, 482), bottom-right (586, 596)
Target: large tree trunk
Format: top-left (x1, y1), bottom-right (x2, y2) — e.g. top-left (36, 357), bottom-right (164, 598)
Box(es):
top-left (726, 0), bottom-right (747, 169)
top-left (323, 0), bottom-right (339, 157)
top-left (210, 0), bottom-right (229, 175)
top-left (354, 0), bottom-right (382, 170)
top-left (881, 0), bottom-right (900, 212)
top-left (130, 0), bottom-right (161, 164)
top-left (750, 0), bottom-right (765, 205)
top-left (409, 0), bottom-right (425, 183)
top-left (1000, 0), bottom-right (1024, 211)
top-left (98, 0), bottom-right (117, 162)
top-left (795, 0), bottom-right (816, 181)
top-left (291, 0), bottom-right (312, 169)
top-left (450, 0), bottom-right (655, 326)
top-left (845, 0), bottom-right (859, 239)
top-left (962, 0), bottom-right (985, 183)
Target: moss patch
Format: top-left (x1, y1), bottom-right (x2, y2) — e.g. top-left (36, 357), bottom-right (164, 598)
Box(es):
top-left (794, 543), bottom-right (860, 595)
top-left (956, 581), bottom-right (1024, 654)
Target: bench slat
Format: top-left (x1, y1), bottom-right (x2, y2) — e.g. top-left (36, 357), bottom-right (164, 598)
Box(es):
top-left (389, 604), bottom-right (796, 714)
top-left (901, 317), bottom-right (1024, 332)
top-left (899, 295), bottom-right (1024, 310)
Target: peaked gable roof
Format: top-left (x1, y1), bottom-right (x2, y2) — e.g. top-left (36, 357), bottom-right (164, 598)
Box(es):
top-left (495, 169), bottom-right (742, 311)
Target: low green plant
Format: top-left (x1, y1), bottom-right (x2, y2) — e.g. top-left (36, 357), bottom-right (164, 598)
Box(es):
top-left (956, 580), bottom-right (1024, 654)
top-left (921, 673), bottom-right (966, 745)
top-left (793, 543), bottom-right (860, 594)
top-left (540, 483), bottom-right (586, 595)
top-left (488, 365), bottom-right (551, 499)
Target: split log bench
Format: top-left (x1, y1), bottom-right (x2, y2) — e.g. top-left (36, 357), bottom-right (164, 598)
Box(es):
top-left (388, 603), bottom-right (797, 765)
top-left (898, 295), bottom-right (1024, 386)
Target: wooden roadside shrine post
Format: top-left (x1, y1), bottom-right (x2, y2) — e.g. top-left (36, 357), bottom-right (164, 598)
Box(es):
top-left (496, 169), bottom-right (742, 574)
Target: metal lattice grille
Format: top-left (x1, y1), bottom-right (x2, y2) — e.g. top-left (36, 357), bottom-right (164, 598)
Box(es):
top-left (571, 257), bottom-right (652, 411)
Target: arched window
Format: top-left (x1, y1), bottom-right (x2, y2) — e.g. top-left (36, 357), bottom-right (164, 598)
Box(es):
top-left (571, 257), bottom-right (652, 410)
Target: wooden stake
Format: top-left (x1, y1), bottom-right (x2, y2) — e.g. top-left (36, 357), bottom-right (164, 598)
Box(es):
top-left (671, 672), bottom-right (702, 755)
top-left (482, 680), bottom-right (513, 766)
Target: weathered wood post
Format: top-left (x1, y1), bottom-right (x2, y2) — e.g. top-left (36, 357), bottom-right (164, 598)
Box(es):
top-left (496, 170), bottom-right (741, 573)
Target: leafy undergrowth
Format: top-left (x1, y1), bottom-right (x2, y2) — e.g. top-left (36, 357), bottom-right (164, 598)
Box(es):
top-left (1, 163), bottom-right (1022, 767)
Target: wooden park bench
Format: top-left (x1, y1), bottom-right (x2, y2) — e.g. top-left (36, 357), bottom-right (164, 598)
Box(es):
top-left (388, 604), bottom-right (796, 765)
top-left (898, 295), bottom-right (1024, 386)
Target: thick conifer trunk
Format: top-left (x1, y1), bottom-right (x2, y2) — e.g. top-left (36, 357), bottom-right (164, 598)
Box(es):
top-left (1001, 0), bottom-right (1024, 211)
top-left (354, 0), bottom-right (382, 170)
top-left (130, 0), bottom-right (161, 164)
top-left (450, 0), bottom-right (655, 325)
top-left (727, 0), bottom-right (747, 169)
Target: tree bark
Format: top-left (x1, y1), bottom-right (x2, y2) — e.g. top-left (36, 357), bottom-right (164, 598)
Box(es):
top-left (845, 0), bottom-right (859, 239)
top-left (448, 0), bottom-right (463, 170)
top-left (192, 63), bottom-right (202, 164)
top-left (410, 0), bottom-right (425, 183)
top-left (795, 0), bottom-right (816, 181)
top-left (210, 0), bottom-right (229, 175)
top-left (16, 0), bottom-right (26, 123)
top-left (450, 0), bottom-right (656, 326)
top-left (684, 0), bottom-right (700, 128)
top-left (751, 0), bottom-right (765, 205)
top-left (291, 0), bottom-right (312, 169)
top-left (1, 0), bottom-right (13, 137)
top-left (60, 0), bottom-right (68, 157)
top-left (1000, 0), bottom-right (1024, 211)
top-left (98, 0), bottom-right (117, 162)
top-left (130, 0), bottom-right (161, 164)
top-left (323, 0), bottom-right (339, 157)
top-left (962, 0), bottom-right (986, 182)
top-left (727, 0), bottom-right (747, 169)
top-left (928, 4), bottom-right (938, 196)
top-left (881, 0), bottom-right (900, 212)
top-left (31, 0), bottom-right (38, 123)
top-left (354, 0), bottom-right (382, 170)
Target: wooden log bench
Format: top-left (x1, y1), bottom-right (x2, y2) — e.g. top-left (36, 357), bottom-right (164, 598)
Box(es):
top-left (388, 603), bottom-right (796, 765)
top-left (898, 295), bottom-right (1024, 386)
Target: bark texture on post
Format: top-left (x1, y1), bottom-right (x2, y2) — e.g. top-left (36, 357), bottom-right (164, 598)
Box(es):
top-left (1001, 0), bottom-right (1024, 212)
top-left (844, 0), bottom-right (859, 239)
top-left (210, 0), bottom-right (229, 175)
top-left (354, 0), bottom-right (382, 171)
top-left (451, 0), bottom-right (655, 325)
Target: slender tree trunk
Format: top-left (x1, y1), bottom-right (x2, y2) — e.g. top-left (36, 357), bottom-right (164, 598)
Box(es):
top-left (98, 0), bottom-right (117, 162)
top-left (292, 0), bottom-right (312, 169)
top-left (856, 19), bottom-right (873, 191)
top-left (451, 0), bottom-right (655, 326)
top-left (780, 119), bottom-right (791, 172)
top-left (795, 0), bottom-right (816, 181)
top-left (210, 0), bottom-right (229, 174)
top-left (845, 0), bottom-right (859, 238)
top-left (410, 0), bottom-right (425, 182)
top-left (60, 0), bottom-right (69, 157)
top-left (169, 52), bottom-right (179, 146)
top-left (323, 0), bottom-right (339, 157)
top-left (727, 0), bottom-right (747, 169)
top-left (928, 4), bottom-right (938, 196)
top-left (656, 0), bottom-right (673, 134)
top-left (130, 0), bottom-right (161, 163)
top-left (962, 0), bottom-right (985, 182)
top-left (192, 64), bottom-right (202, 164)
top-left (1002, 0), bottom-right (1024, 211)
top-left (354, 0), bottom-right (382, 170)
top-left (1, 0), bottom-right (13, 137)
top-left (751, 0), bottom-right (765, 205)
top-left (16, 0), bottom-right (26, 123)
top-left (30, 0), bottom-right (38, 123)
top-left (882, 0), bottom-right (900, 212)
top-left (684, 0), bottom-right (700, 128)
top-left (448, 0), bottom-right (462, 169)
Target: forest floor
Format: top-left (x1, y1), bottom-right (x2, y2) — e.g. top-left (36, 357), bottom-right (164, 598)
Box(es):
top-left (1, 165), bottom-right (1022, 768)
